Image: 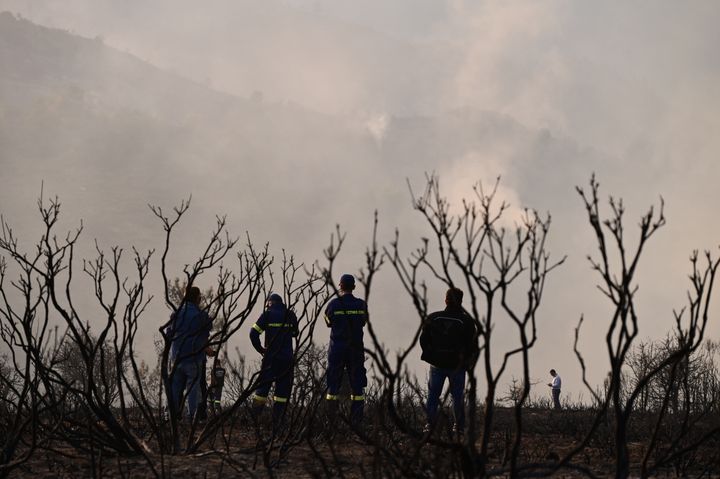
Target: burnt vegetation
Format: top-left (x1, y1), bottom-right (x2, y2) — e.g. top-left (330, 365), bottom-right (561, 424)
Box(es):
top-left (1, 175), bottom-right (720, 478)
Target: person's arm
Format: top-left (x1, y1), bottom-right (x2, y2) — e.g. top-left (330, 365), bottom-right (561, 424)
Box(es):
top-left (249, 313), bottom-right (267, 355)
top-left (323, 302), bottom-right (333, 328)
top-left (419, 316), bottom-right (431, 353)
top-left (200, 311), bottom-right (216, 356)
top-left (290, 311), bottom-right (299, 338)
top-left (464, 316), bottom-right (479, 369)
top-left (167, 309), bottom-right (181, 333)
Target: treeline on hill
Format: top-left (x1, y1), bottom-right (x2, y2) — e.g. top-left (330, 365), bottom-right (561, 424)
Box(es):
top-left (1, 175), bottom-right (719, 478)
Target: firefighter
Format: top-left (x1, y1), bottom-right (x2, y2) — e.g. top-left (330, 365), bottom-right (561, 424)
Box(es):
top-left (324, 274), bottom-right (368, 425)
top-left (167, 286), bottom-right (214, 421)
top-left (249, 293), bottom-right (298, 430)
top-left (207, 354), bottom-right (226, 415)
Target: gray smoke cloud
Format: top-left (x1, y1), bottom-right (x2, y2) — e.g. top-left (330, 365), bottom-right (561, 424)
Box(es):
top-left (1, 0), bottom-right (719, 401)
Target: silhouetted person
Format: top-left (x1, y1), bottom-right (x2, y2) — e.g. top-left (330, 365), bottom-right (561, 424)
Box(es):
top-left (249, 293), bottom-right (298, 432)
top-left (420, 288), bottom-right (478, 436)
top-left (548, 369), bottom-right (562, 410)
top-left (167, 286), bottom-right (214, 421)
top-left (208, 354), bottom-right (226, 415)
top-left (324, 274), bottom-right (368, 426)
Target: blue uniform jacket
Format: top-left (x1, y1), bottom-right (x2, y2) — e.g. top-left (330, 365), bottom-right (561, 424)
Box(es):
top-left (249, 303), bottom-right (299, 361)
top-left (324, 294), bottom-right (368, 353)
top-left (167, 303), bottom-right (211, 364)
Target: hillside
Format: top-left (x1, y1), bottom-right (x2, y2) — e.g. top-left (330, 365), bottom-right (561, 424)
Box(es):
top-left (0, 12), bottom-right (379, 246)
top-left (0, 11), bottom-right (613, 290)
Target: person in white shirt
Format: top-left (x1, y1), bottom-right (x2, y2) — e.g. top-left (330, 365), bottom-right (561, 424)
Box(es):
top-left (548, 369), bottom-right (562, 410)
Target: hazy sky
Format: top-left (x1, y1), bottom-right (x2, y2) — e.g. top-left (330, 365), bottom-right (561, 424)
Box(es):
top-left (1, 0), bottom-right (719, 402)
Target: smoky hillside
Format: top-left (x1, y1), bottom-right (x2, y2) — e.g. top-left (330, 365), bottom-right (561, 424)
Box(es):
top-left (0, 11), bottom-right (618, 248)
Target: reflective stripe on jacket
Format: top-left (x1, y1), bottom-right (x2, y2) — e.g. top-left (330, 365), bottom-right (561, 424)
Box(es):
top-left (249, 303), bottom-right (298, 360)
top-left (324, 294), bottom-right (368, 352)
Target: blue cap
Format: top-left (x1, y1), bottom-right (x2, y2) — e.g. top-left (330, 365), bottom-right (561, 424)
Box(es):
top-left (339, 274), bottom-right (355, 287)
top-left (267, 293), bottom-right (283, 303)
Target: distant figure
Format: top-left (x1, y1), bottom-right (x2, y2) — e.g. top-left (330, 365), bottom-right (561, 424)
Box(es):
top-left (324, 274), bottom-right (368, 426)
top-left (249, 293), bottom-right (299, 430)
top-left (208, 354), bottom-right (226, 415)
top-left (548, 369), bottom-right (562, 410)
top-left (167, 286), bottom-right (214, 421)
top-left (420, 288), bottom-right (478, 436)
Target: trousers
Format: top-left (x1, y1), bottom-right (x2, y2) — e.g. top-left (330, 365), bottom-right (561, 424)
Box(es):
top-left (426, 365), bottom-right (466, 429)
top-left (170, 359), bottom-right (204, 420)
top-left (326, 345), bottom-right (366, 423)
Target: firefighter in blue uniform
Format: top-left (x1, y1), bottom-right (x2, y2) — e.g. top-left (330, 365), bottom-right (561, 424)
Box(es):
top-left (249, 293), bottom-right (299, 429)
top-left (324, 274), bottom-right (368, 425)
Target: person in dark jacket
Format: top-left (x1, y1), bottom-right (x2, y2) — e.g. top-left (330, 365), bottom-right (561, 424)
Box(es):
top-left (324, 274), bottom-right (368, 425)
top-left (249, 293), bottom-right (299, 428)
top-left (420, 288), bottom-right (478, 435)
top-left (167, 286), bottom-right (214, 421)
top-left (207, 354), bottom-right (226, 415)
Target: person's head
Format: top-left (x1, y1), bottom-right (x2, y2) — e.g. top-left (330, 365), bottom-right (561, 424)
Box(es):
top-left (266, 293), bottom-right (283, 307)
top-left (550, 369), bottom-right (557, 377)
top-left (184, 286), bottom-right (201, 305)
top-left (339, 274), bottom-right (356, 293)
top-left (445, 288), bottom-right (463, 307)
